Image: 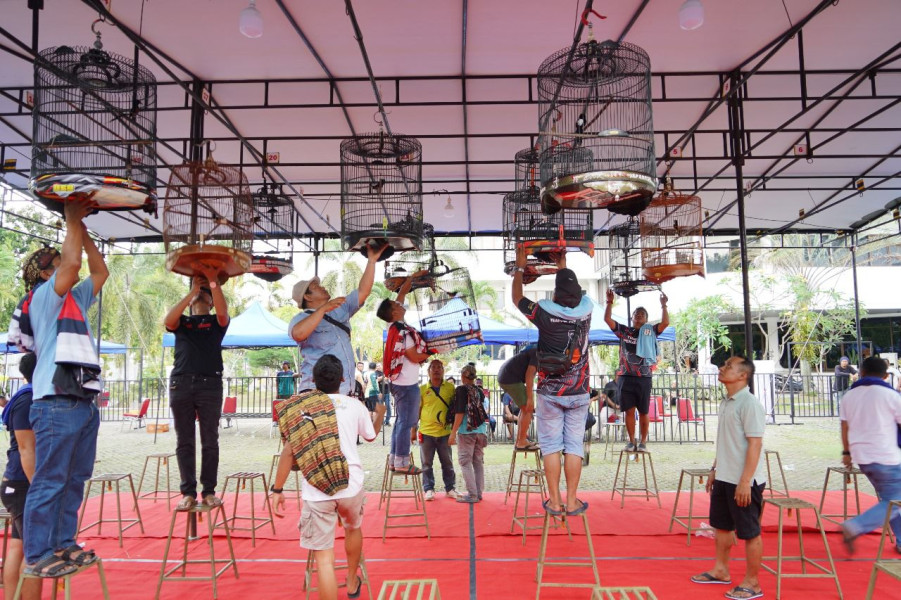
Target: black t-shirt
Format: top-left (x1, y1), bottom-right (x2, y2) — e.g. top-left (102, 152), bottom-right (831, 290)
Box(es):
top-left (516, 297), bottom-right (591, 396)
top-left (835, 364), bottom-right (857, 391)
top-left (169, 314), bottom-right (228, 377)
top-left (453, 385), bottom-right (486, 431)
top-left (612, 322), bottom-right (664, 378)
top-left (497, 348), bottom-right (538, 385)
top-left (4, 387), bottom-right (34, 482)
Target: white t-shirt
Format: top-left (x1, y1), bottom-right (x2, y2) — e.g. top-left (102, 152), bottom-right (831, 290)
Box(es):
top-left (299, 393), bottom-right (376, 502)
top-left (839, 382), bottom-right (901, 466)
top-left (392, 325), bottom-right (423, 386)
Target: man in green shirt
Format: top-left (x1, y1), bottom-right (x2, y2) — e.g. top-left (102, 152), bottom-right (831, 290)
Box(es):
top-left (418, 359), bottom-right (458, 501)
top-left (276, 361), bottom-right (296, 399)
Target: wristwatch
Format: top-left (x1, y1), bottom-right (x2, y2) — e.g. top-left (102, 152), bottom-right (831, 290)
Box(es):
top-left (513, 267), bottom-right (525, 273)
top-left (270, 485), bottom-right (283, 494)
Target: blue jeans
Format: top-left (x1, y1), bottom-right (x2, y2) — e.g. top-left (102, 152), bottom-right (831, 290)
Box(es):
top-left (24, 396), bottom-right (100, 563)
top-left (390, 383), bottom-right (421, 468)
top-left (844, 462), bottom-right (901, 547)
top-left (381, 391), bottom-right (393, 424)
top-left (419, 434), bottom-right (455, 492)
top-left (535, 392), bottom-right (591, 457)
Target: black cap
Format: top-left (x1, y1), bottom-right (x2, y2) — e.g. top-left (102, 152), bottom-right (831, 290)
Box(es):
top-left (554, 268), bottom-right (582, 308)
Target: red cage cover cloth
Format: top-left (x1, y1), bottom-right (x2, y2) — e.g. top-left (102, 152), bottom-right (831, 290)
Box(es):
top-left (274, 391), bottom-right (349, 496)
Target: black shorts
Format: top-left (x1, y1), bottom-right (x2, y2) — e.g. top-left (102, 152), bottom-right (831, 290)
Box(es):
top-left (364, 395), bottom-right (379, 412)
top-left (618, 376), bottom-right (652, 415)
top-left (709, 479), bottom-right (766, 540)
top-left (0, 479), bottom-right (29, 540)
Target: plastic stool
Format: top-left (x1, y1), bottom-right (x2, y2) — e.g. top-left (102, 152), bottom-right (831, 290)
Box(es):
top-left (535, 509), bottom-right (599, 598)
top-left (819, 465), bottom-right (862, 527)
top-left (217, 472), bottom-right (276, 547)
top-left (13, 559), bottom-right (110, 600)
top-left (155, 503), bottom-right (238, 599)
top-left (611, 449), bottom-right (661, 508)
top-left (765, 450), bottom-right (790, 499)
top-left (76, 473), bottom-right (144, 547)
top-left (137, 453), bottom-right (180, 509)
top-left (668, 468), bottom-right (713, 544)
top-left (377, 580), bottom-right (441, 599)
top-left (504, 445), bottom-right (542, 504)
top-left (303, 550), bottom-right (371, 600)
top-left (761, 497), bottom-right (843, 600)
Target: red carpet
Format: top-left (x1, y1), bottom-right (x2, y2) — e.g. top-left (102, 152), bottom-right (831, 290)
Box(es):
top-left (31, 490), bottom-right (900, 598)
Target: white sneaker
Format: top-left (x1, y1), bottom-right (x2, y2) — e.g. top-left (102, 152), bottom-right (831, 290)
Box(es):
top-left (446, 489), bottom-right (459, 499)
top-left (424, 490), bottom-right (435, 501)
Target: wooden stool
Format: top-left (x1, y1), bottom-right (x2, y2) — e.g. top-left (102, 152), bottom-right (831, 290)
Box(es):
top-left (668, 468), bottom-right (713, 544)
top-left (303, 551), bottom-right (372, 600)
top-left (591, 587), bottom-right (658, 600)
top-left (268, 453), bottom-right (302, 509)
top-left (510, 469), bottom-right (553, 544)
top-left (602, 422), bottom-right (626, 459)
top-left (217, 472), bottom-right (276, 547)
top-left (379, 454), bottom-right (420, 510)
top-left (0, 507), bottom-right (10, 587)
top-left (377, 579), bottom-right (441, 599)
top-left (761, 497), bottom-right (843, 600)
top-left (155, 503), bottom-right (238, 600)
top-left (382, 468), bottom-right (430, 542)
top-left (76, 473), bottom-right (144, 547)
top-left (866, 499), bottom-right (901, 599)
top-left (583, 432), bottom-right (593, 466)
top-left (136, 453), bottom-right (180, 509)
top-left (504, 445), bottom-right (542, 504)
top-left (13, 559), bottom-right (110, 600)
top-left (611, 449), bottom-right (661, 509)
top-left (819, 465), bottom-right (862, 526)
top-left (765, 450), bottom-right (790, 499)
top-left (535, 510), bottom-right (599, 598)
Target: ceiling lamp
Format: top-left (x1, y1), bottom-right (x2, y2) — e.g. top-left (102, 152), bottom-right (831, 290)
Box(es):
top-left (679, 0), bottom-right (705, 31)
top-left (239, 0), bottom-right (263, 38)
top-left (443, 196), bottom-right (456, 220)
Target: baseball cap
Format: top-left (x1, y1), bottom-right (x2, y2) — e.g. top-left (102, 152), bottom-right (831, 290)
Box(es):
top-left (554, 268), bottom-right (582, 306)
top-left (292, 276), bottom-right (320, 306)
top-left (840, 356), bottom-right (849, 362)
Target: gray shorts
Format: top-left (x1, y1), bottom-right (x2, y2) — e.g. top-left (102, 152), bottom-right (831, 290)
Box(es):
top-left (299, 489), bottom-right (366, 550)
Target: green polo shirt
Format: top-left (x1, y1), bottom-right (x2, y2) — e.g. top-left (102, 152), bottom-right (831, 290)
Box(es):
top-left (714, 386), bottom-right (767, 486)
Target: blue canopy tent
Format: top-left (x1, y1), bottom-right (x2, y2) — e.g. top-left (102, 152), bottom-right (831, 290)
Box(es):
top-left (162, 301), bottom-right (295, 349)
top-left (1, 332), bottom-right (128, 354)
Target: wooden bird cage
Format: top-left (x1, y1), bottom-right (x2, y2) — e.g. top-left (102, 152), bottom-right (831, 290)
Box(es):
top-left (30, 28), bottom-right (157, 215)
top-left (605, 218), bottom-right (657, 298)
top-left (163, 154), bottom-right (253, 279)
top-left (340, 131), bottom-right (424, 261)
top-left (537, 39), bottom-right (657, 216)
top-left (640, 191), bottom-right (705, 283)
top-left (416, 267), bottom-right (482, 353)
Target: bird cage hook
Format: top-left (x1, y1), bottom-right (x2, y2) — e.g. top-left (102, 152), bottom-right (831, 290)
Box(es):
top-left (90, 18), bottom-right (107, 49)
top-left (580, 8), bottom-right (607, 41)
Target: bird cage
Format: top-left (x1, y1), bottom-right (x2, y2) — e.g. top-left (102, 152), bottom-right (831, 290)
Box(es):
top-left (640, 191), bottom-right (705, 283)
top-left (163, 154), bottom-right (253, 279)
top-left (514, 147), bottom-right (541, 192)
top-left (30, 25), bottom-right (158, 215)
top-left (250, 255), bottom-right (293, 282)
top-left (417, 267), bottom-right (482, 353)
top-left (383, 224), bottom-right (448, 292)
top-left (251, 178), bottom-right (295, 237)
top-left (340, 131), bottom-right (424, 262)
top-left (607, 218), bottom-right (657, 298)
top-left (537, 38), bottom-right (657, 216)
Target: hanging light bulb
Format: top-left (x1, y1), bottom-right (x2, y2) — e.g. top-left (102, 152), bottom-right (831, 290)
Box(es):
top-left (678, 0), bottom-right (704, 30)
top-left (443, 196), bottom-right (456, 220)
top-left (239, 0), bottom-right (264, 38)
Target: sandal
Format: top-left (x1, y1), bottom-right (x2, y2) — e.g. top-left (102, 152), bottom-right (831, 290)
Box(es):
top-left (565, 499), bottom-right (589, 516)
top-left (690, 571), bottom-right (732, 585)
top-left (59, 544), bottom-right (99, 567)
top-left (724, 586), bottom-right (763, 600)
top-left (515, 441), bottom-right (541, 451)
top-left (394, 465), bottom-right (422, 475)
top-left (24, 554), bottom-right (78, 578)
top-left (201, 494), bottom-right (224, 508)
top-left (176, 496), bottom-right (197, 511)
top-left (542, 499), bottom-right (564, 516)
top-left (347, 575), bottom-right (363, 599)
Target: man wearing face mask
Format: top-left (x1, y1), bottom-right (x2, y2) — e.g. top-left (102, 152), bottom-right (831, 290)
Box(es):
top-left (164, 267), bottom-right (230, 511)
top-left (289, 244), bottom-right (386, 396)
top-left (604, 288), bottom-right (669, 452)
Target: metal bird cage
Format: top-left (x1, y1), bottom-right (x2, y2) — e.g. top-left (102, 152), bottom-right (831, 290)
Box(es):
top-left (537, 39), bottom-right (657, 216)
top-left (30, 27), bottom-right (158, 214)
top-left (640, 190), bottom-right (705, 283)
top-left (250, 255), bottom-right (294, 282)
top-left (605, 218), bottom-right (657, 298)
top-left (416, 267), bottom-right (482, 353)
top-left (251, 178), bottom-right (295, 237)
top-left (340, 132), bottom-right (424, 262)
top-left (163, 154), bottom-right (254, 279)
top-left (383, 224), bottom-right (448, 292)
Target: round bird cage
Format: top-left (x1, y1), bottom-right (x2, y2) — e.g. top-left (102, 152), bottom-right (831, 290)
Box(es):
top-left (383, 224), bottom-right (447, 292)
top-left (251, 178), bottom-right (295, 237)
top-left (605, 218), bottom-right (657, 298)
top-left (640, 190), bottom-right (705, 283)
top-left (30, 29), bottom-right (158, 214)
top-left (163, 154), bottom-right (254, 279)
top-left (340, 132), bottom-right (424, 262)
top-left (250, 255), bottom-right (293, 282)
top-left (416, 267), bottom-right (482, 353)
top-left (514, 147), bottom-right (541, 192)
top-left (537, 39), bottom-right (657, 216)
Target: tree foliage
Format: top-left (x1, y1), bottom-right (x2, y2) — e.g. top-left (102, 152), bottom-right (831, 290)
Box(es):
top-left (671, 294), bottom-right (735, 370)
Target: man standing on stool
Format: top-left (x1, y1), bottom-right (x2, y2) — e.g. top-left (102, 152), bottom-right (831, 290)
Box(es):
top-left (164, 267), bottom-right (230, 511)
top-left (418, 359), bottom-right (458, 500)
top-left (691, 356), bottom-right (766, 600)
top-left (497, 347), bottom-right (539, 450)
top-left (21, 201), bottom-right (107, 576)
top-left (604, 288), bottom-right (668, 452)
top-left (511, 247), bottom-right (592, 517)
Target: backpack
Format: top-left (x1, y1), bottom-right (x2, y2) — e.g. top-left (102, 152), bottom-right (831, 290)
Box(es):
top-left (537, 318), bottom-right (588, 376)
top-left (453, 384), bottom-right (488, 430)
top-left (274, 390), bottom-right (350, 496)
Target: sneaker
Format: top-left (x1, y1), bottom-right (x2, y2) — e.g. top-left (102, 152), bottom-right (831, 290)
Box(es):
top-left (638, 442), bottom-right (648, 452)
top-left (446, 489), bottom-right (459, 499)
top-left (456, 494), bottom-right (479, 504)
top-left (424, 490), bottom-right (435, 501)
top-left (624, 441), bottom-right (636, 452)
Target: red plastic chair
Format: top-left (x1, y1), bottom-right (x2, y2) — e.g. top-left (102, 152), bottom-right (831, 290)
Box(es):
top-left (653, 395), bottom-right (672, 418)
top-left (121, 398), bottom-right (150, 430)
top-left (647, 398), bottom-right (664, 423)
top-left (677, 398), bottom-right (704, 423)
top-left (220, 396), bottom-right (239, 430)
top-left (270, 402), bottom-right (280, 438)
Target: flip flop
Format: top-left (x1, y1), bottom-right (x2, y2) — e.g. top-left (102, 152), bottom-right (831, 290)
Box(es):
top-left (542, 499), bottom-right (564, 516)
top-left (347, 575), bottom-right (363, 599)
top-left (515, 442), bottom-right (541, 451)
top-left (690, 572), bottom-right (732, 585)
top-left (176, 496), bottom-right (197, 511)
top-left (201, 494), bottom-right (223, 508)
top-left (565, 499), bottom-right (589, 516)
top-left (724, 586), bottom-right (764, 600)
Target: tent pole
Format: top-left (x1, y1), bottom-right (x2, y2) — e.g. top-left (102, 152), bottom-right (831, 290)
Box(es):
top-left (850, 233), bottom-right (864, 362)
top-left (152, 345), bottom-right (165, 445)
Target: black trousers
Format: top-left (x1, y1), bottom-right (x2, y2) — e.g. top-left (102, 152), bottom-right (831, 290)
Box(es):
top-left (169, 374), bottom-right (222, 498)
